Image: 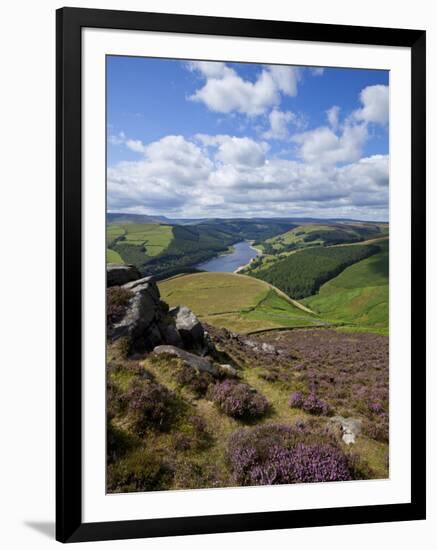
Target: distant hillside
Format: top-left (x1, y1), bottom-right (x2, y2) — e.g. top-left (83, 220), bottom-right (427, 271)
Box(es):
top-left (107, 212), bottom-right (169, 224)
top-left (256, 222), bottom-right (387, 254)
top-left (107, 219), bottom-right (297, 278)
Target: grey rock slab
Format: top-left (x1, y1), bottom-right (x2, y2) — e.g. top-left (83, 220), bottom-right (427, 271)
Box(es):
top-left (110, 286), bottom-right (160, 348)
top-left (153, 345), bottom-right (218, 376)
top-left (107, 264), bottom-right (141, 287)
top-left (123, 276), bottom-right (160, 302)
top-left (170, 306), bottom-right (205, 349)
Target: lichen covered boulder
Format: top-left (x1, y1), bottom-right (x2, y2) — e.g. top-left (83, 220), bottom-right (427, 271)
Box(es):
top-left (107, 264), bottom-right (141, 287)
top-left (153, 345), bottom-right (219, 376)
top-left (170, 306), bottom-right (205, 350)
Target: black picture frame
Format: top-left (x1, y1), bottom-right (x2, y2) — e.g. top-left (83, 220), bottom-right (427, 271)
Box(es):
top-left (56, 6), bottom-right (426, 543)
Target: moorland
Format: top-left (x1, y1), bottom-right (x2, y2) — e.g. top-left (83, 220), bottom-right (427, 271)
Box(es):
top-left (106, 214), bottom-right (389, 492)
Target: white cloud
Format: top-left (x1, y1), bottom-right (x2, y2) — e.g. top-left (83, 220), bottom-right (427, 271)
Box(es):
top-left (293, 122), bottom-right (368, 165)
top-left (125, 139), bottom-right (147, 153)
top-left (107, 135), bottom-right (212, 213)
top-left (262, 109), bottom-right (296, 140)
top-left (311, 67), bottom-right (325, 76)
top-left (293, 84), bottom-right (388, 167)
top-left (196, 134), bottom-right (268, 167)
top-left (108, 131), bottom-right (126, 146)
top-left (268, 66), bottom-right (301, 96)
top-left (214, 137), bottom-right (268, 167)
top-left (108, 132), bottom-right (388, 220)
top-left (354, 84), bottom-right (389, 125)
top-left (186, 61), bottom-right (227, 78)
top-left (188, 63), bottom-right (300, 116)
top-left (107, 83), bottom-right (388, 219)
top-left (326, 106), bottom-right (340, 131)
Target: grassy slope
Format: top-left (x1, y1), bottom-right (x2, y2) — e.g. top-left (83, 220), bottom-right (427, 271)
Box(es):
top-left (107, 249), bottom-right (124, 263)
top-left (258, 222), bottom-right (385, 252)
top-left (159, 272), bottom-right (320, 334)
top-left (303, 240), bottom-right (388, 334)
top-left (117, 223), bottom-right (173, 256)
top-left (260, 223), bottom-right (332, 251)
top-left (107, 224), bottom-right (126, 245)
top-left (249, 244), bottom-right (379, 300)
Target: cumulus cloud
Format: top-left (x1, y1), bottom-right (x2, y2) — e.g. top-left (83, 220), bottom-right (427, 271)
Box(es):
top-left (262, 109), bottom-right (296, 140)
top-left (196, 135), bottom-right (269, 167)
top-left (353, 84), bottom-right (389, 125)
top-left (268, 65), bottom-right (301, 96)
top-left (293, 122), bottom-right (368, 166)
top-left (107, 131), bottom-right (388, 219)
top-left (107, 135), bottom-right (212, 213)
top-left (293, 84), bottom-right (388, 167)
top-left (107, 81), bottom-right (388, 220)
top-left (186, 61), bottom-right (227, 78)
top-left (125, 139), bottom-right (147, 153)
top-left (188, 62), bottom-right (300, 116)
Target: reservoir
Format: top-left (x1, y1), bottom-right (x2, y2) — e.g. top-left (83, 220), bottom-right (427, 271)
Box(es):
top-left (196, 241), bottom-right (261, 273)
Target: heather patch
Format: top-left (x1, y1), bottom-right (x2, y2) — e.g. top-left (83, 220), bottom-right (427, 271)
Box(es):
top-left (228, 422), bottom-right (353, 486)
top-left (175, 364), bottom-right (215, 397)
top-left (289, 390), bottom-right (331, 416)
top-left (207, 380), bottom-right (269, 420)
top-left (258, 329), bottom-right (388, 434)
top-left (124, 378), bottom-right (177, 434)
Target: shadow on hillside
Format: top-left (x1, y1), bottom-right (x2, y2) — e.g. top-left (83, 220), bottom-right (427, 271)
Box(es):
top-left (368, 250), bottom-right (389, 279)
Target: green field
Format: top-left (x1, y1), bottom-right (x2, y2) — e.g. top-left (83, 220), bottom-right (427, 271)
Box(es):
top-left (303, 240), bottom-right (389, 333)
top-left (107, 225), bottom-right (126, 246)
top-left (257, 222), bottom-right (386, 254)
top-left (107, 248), bottom-right (124, 264)
top-left (112, 223), bottom-right (173, 255)
top-left (107, 218), bottom-right (389, 334)
top-left (106, 222), bottom-right (238, 276)
top-left (260, 224), bottom-right (334, 252)
top-left (159, 272), bottom-right (320, 333)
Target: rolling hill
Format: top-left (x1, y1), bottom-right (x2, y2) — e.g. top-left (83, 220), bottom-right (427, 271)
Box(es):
top-left (158, 272), bottom-right (321, 334)
top-left (256, 222), bottom-right (388, 254)
top-left (302, 239), bottom-right (389, 334)
top-left (108, 218), bottom-right (389, 334)
top-left (249, 243), bottom-right (380, 299)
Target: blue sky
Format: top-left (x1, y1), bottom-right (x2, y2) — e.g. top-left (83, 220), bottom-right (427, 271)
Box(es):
top-left (107, 56), bottom-right (389, 220)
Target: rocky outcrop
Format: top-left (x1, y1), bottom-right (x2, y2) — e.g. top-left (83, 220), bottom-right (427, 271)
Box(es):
top-left (107, 266), bottom-right (207, 355)
top-left (153, 345), bottom-right (219, 376)
top-left (108, 275), bottom-right (166, 351)
top-left (169, 306), bottom-right (205, 350)
top-left (107, 264), bottom-right (141, 287)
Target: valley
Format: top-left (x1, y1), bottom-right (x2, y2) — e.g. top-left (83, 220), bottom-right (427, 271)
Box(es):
top-left (106, 215), bottom-right (389, 492)
top-left (107, 215), bottom-right (388, 334)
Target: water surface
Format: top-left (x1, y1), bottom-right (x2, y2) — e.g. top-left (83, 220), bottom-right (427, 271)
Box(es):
top-left (196, 241), bottom-right (261, 273)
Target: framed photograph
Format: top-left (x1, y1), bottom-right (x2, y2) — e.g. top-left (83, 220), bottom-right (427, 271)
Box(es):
top-left (56, 7), bottom-right (426, 543)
